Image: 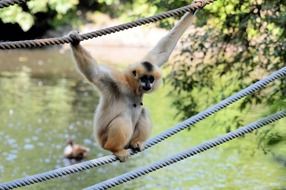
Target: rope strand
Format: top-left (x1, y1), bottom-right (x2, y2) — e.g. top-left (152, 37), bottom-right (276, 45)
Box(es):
top-left (0, 0), bottom-right (27, 9)
top-left (85, 110), bottom-right (286, 190)
top-left (0, 67), bottom-right (285, 190)
top-left (0, 0), bottom-right (214, 49)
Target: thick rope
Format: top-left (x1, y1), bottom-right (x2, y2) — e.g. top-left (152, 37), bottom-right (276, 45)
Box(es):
top-left (0, 0), bottom-right (214, 49)
top-left (0, 67), bottom-right (285, 190)
top-left (85, 110), bottom-right (286, 190)
top-left (0, 0), bottom-right (27, 9)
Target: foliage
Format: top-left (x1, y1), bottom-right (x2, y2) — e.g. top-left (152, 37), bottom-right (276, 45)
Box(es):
top-left (0, 0), bottom-right (193, 32)
top-left (103, 0), bottom-right (191, 28)
top-left (167, 0), bottom-right (286, 119)
top-left (119, 0), bottom-right (190, 17)
top-left (0, 5), bottom-right (34, 31)
top-left (0, 0), bottom-right (79, 31)
top-left (166, 0), bottom-right (286, 154)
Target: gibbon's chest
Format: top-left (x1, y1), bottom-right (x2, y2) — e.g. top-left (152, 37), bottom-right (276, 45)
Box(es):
top-left (126, 95), bottom-right (143, 126)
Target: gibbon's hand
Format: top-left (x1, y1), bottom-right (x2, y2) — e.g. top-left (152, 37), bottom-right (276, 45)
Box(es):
top-left (68, 31), bottom-right (81, 46)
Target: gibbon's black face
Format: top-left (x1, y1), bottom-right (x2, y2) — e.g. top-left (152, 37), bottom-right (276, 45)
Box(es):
top-left (140, 75), bottom-right (155, 91)
top-left (130, 61), bottom-right (161, 94)
top-left (140, 61), bottom-right (156, 92)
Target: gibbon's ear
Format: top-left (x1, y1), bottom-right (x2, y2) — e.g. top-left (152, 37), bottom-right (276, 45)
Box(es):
top-left (142, 12), bottom-right (195, 67)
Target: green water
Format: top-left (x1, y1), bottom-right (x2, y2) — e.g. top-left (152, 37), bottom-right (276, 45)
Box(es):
top-left (0, 49), bottom-right (285, 190)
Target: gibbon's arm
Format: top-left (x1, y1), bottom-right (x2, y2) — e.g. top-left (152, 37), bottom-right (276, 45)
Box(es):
top-left (71, 43), bottom-right (110, 86)
top-left (143, 12), bottom-right (195, 67)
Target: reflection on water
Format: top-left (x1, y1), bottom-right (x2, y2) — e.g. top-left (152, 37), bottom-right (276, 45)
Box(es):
top-left (0, 49), bottom-right (285, 190)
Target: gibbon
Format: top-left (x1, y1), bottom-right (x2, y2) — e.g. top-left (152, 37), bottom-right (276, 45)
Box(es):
top-left (69, 12), bottom-right (195, 161)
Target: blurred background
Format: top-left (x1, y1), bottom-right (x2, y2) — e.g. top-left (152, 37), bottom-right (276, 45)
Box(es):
top-left (0, 0), bottom-right (285, 189)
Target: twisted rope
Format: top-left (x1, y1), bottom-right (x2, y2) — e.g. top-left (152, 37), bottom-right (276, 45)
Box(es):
top-left (85, 110), bottom-right (286, 190)
top-left (0, 0), bottom-right (27, 9)
top-left (0, 0), bottom-right (214, 49)
top-left (0, 67), bottom-right (285, 190)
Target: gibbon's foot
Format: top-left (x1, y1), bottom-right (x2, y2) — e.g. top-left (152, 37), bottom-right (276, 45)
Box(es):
top-left (114, 149), bottom-right (129, 162)
top-left (68, 31), bottom-right (81, 46)
top-left (129, 142), bottom-right (145, 152)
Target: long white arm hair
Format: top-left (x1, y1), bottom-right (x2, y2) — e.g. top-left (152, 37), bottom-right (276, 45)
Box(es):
top-left (143, 12), bottom-right (195, 67)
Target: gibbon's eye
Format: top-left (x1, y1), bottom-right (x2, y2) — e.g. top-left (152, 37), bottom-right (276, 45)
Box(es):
top-left (140, 75), bottom-right (147, 82)
top-left (140, 75), bottom-right (148, 82)
top-left (149, 76), bottom-right (154, 83)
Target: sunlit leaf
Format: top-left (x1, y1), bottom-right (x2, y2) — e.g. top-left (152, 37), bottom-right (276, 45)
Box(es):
top-left (0, 6), bottom-right (34, 31)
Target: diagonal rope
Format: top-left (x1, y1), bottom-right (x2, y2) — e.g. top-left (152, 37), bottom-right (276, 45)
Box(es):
top-left (0, 0), bottom-right (214, 49)
top-left (85, 110), bottom-right (286, 190)
top-left (0, 67), bottom-right (285, 190)
top-left (0, 0), bottom-right (27, 9)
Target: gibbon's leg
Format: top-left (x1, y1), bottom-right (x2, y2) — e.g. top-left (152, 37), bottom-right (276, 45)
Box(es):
top-left (103, 116), bottom-right (133, 162)
top-left (129, 109), bottom-right (152, 151)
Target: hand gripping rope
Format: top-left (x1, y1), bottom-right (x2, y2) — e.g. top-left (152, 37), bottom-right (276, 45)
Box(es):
top-left (0, 67), bottom-right (285, 190)
top-left (0, 0), bottom-right (214, 49)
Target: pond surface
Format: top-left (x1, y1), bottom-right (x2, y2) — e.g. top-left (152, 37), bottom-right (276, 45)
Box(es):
top-left (0, 48), bottom-right (285, 190)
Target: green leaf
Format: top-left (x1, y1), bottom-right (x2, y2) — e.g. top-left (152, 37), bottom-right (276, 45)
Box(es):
top-left (27, 0), bottom-right (49, 14)
top-left (0, 6), bottom-right (34, 31)
top-left (49, 0), bottom-right (79, 14)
